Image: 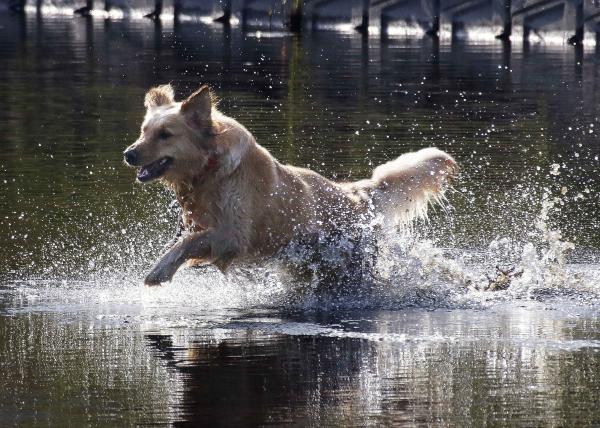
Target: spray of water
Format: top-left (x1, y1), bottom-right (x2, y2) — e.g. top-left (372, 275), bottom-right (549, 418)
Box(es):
top-left (5, 171), bottom-right (599, 322)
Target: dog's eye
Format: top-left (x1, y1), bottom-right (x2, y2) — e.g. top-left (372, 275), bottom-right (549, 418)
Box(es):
top-left (158, 130), bottom-right (172, 140)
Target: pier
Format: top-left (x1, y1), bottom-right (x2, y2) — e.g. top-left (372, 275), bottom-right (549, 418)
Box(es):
top-left (4, 0), bottom-right (600, 44)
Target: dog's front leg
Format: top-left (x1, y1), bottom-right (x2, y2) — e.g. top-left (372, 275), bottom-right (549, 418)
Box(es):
top-left (144, 230), bottom-right (213, 286)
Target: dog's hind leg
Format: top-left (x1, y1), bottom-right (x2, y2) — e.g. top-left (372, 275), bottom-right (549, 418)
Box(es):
top-left (145, 231), bottom-right (214, 286)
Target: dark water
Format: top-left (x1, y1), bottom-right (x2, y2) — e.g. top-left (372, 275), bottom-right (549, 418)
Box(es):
top-left (2, 12), bottom-right (600, 426)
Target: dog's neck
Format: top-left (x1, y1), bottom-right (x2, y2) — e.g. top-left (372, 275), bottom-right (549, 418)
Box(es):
top-left (170, 154), bottom-right (240, 224)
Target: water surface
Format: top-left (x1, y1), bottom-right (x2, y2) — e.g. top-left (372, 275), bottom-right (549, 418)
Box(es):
top-left (1, 12), bottom-right (600, 426)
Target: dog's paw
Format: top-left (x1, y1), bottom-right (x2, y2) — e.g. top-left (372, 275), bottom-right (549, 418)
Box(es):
top-left (144, 266), bottom-right (175, 286)
top-left (144, 274), bottom-right (164, 287)
top-left (144, 248), bottom-right (185, 286)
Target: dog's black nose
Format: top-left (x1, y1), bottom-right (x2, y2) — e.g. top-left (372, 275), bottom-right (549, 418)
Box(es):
top-left (124, 149), bottom-right (139, 166)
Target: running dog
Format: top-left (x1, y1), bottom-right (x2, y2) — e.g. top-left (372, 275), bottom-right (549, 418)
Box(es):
top-left (123, 84), bottom-right (457, 285)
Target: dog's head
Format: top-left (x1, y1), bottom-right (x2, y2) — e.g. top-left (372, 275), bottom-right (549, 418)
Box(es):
top-left (124, 84), bottom-right (248, 184)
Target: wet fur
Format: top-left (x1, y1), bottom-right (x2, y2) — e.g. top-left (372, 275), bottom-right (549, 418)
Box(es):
top-left (124, 85), bottom-right (457, 285)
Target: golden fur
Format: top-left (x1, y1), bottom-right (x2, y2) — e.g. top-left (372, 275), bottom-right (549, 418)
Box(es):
top-left (124, 85), bottom-right (457, 285)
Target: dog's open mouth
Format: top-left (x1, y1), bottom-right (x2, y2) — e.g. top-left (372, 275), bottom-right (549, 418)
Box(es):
top-left (137, 157), bottom-right (173, 182)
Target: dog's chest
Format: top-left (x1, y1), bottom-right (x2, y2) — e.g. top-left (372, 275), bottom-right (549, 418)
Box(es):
top-left (178, 194), bottom-right (218, 231)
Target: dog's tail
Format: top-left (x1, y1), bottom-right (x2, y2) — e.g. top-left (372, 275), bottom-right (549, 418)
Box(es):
top-left (351, 147), bottom-right (457, 228)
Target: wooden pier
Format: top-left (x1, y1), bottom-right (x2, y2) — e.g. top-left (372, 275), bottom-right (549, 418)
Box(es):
top-left (5, 0), bottom-right (600, 44)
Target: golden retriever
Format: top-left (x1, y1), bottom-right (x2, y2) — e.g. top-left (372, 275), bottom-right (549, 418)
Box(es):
top-left (124, 84), bottom-right (457, 286)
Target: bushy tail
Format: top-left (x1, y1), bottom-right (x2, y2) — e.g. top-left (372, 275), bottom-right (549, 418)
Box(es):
top-left (352, 147), bottom-right (457, 228)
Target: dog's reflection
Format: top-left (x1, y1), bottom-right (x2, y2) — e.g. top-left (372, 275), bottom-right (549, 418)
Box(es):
top-left (145, 331), bottom-right (409, 426)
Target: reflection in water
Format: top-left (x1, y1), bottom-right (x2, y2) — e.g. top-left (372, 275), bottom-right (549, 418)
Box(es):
top-left (1, 12), bottom-right (600, 426)
top-left (154, 304), bottom-right (600, 425)
top-left (0, 313), bottom-right (180, 425)
top-left (161, 323), bottom-right (600, 426)
top-left (3, 304), bottom-right (599, 426)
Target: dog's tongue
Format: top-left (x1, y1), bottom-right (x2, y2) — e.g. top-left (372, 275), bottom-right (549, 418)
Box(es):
top-left (138, 167), bottom-right (151, 181)
top-left (137, 157), bottom-right (172, 182)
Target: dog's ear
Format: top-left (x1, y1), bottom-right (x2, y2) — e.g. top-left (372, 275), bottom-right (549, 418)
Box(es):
top-left (181, 85), bottom-right (213, 126)
top-left (217, 141), bottom-right (245, 177)
top-left (144, 84), bottom-right (175, 109)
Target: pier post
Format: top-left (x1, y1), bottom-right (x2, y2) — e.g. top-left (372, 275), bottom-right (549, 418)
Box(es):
top-left (74, 0), bottom-right (93, 16)
top-left (214, 0), bottom-right (232, 24)
top-left (144, 0), bottom-right (163, 19)
top-left (522, 22), bottom-right (531, 41)
top-left (451, 21), bottom-right (465, 39)
top-left (427, 0), bottom-right (441, 36)
top-left (241, 0), bottom-right (249, 29)
top-left (380, 12), bottom-right (389, 37)
top-left (289, 0), bottom-right (303, 32)
top-left (566, 0), bottom-right (584, 44)
top-left (496, 0), bottom-right (512, 39)
top-left (241, 8), bottom-right (248, 29)
top-left (356, 0), bottom-right (370, 33)
top-left (173, 0), bottom-right (182, 22)
top-left (104, 0), bottom-right (111, 12)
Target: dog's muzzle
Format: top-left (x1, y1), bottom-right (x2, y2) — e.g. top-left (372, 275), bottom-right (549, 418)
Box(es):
top-left (124, 149), bottom-right (140, 166)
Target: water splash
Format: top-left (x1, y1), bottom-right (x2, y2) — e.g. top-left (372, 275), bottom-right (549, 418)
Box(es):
top-left (6, 186), bottom-right (597, 321)
top-left (2, 142), bottom-right (600, 323)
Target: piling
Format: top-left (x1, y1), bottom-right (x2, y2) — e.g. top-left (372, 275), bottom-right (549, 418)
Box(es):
top-left (566, 0), bottom-right (584, 44)
top-left (496, 0), bottom-right (512, 39)
top-left (451, 21), bottom-right (465, 40)
top-left (214, 0), bottom-right (232, 23)
top-left (7, 0), bottom-right (595, 48)
top-left (289, 0), bottom-right (303, 32)
top-left (144, 0), bottom-right (162, 19)
top-left (522, 23), bottom-right (530, 41)
top-left (241, 8), bottom-right (248, 29)
top-left (74, 0), bottom-right (93, 16)
top-left (311, 11), bottom-right (318, 30)
top-left (355, 0), bottom-right (370, 33)
top-left (380, 12), bottom-right (390, 38)
top-left (173, 0), bottom-right (182, 21)
top-left (428, 0), bottom-right (441, 36)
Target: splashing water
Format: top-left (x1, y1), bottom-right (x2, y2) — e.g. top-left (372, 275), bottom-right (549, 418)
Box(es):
top-left (393, 190), bottom-right (599, 306)
top-left (4, 178), bottom-right (599, 325)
